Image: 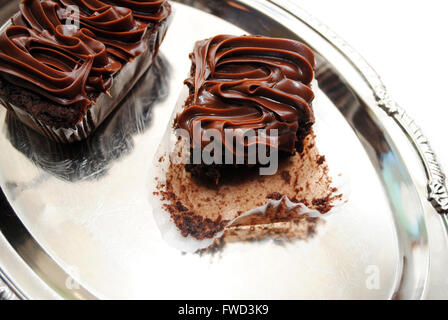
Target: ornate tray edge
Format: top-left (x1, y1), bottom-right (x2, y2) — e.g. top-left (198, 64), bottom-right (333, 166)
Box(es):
top-left (0, 0), bottom-right (446, 301)
top-left (0, 274), bottom-right (19, 300)
top-left (273, 0), bottom-right (448, 215)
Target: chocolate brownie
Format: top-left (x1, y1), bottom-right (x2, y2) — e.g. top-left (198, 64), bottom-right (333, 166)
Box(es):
top-left (153, 35), bottom-right (341, 244)
top-left (0, 0), bottom-right (171, 142)
top-left (175, 35), bottom-right (315, 182)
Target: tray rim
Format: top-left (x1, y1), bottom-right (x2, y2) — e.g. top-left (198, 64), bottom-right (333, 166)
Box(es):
top-left (0, 0), bottom-right (446, 300)
top-left (272, 0), bottom-right (448, 217)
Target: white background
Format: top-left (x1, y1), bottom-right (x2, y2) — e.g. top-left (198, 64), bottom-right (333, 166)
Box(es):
top-left (295, 0), bottom-right (448, 173)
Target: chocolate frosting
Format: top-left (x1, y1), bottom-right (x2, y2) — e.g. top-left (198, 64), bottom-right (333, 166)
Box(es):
top-left (105, 0), bottom-right (171, 22)
top-left (0, 0), bottom-right (170, 109)
top-left (176, 35), bottom-right (315, 155)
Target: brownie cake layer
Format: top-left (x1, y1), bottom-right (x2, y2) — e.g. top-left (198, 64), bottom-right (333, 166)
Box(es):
top-left (157, 133), bottom-right (341, 240)
top-left (0, 0), bottom-right (171, 142)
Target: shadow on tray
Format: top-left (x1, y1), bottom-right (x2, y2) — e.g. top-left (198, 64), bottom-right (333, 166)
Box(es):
top-left (5, 54), bottom-right (171, 182)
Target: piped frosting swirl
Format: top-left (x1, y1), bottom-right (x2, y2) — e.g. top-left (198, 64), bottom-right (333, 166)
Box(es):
top-left (0, 0), bottom-right (170, 109)
top-left (176, 35), bottom-right (316, 156)
top-left (105, 0), bottom-right (171, 22)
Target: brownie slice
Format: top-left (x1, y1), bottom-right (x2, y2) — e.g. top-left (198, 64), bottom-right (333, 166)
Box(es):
top-left (175, 35), bottom-right (316, 182)
top-left (0, 0), bottom-right (171, 142)
top-left (152, 35), bottom-right (340, 244)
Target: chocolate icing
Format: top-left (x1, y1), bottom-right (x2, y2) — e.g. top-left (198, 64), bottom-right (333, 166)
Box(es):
top-left (176, 35), bottom-right (315, 156)
top-left (0, 0), bottom-right (170, 109)
top-left (104, 0), bottom-right (171, 22)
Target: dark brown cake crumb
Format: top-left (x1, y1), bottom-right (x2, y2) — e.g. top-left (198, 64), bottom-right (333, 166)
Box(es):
top-left (312, 195), bottom-right (333, 213)
top-left (175, 201), bottom-right (189, 212)
top-left (171, 210), bottom-right (229, 239)
top-left (317, 155), bottom-right (326, 165)
top-left (160, 181), bottom-right (230, 239)
top-left (267, 192), bottom-right (283, 200)
top-left (281, 170), bottom-right (291, 184)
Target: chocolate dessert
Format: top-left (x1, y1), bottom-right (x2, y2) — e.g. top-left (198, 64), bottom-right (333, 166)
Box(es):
top-left (0, 0), bottom-right (171, 142)
top-left (6, 55), bottom-right (170, 182)
top-left (154, 35), bottom-right (340, 245)
top-left (176, 35), bottom-right (315, 182)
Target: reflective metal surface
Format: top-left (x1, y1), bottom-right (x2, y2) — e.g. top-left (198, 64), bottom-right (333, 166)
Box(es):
top-left (0, 0), bottom-right (446, 299)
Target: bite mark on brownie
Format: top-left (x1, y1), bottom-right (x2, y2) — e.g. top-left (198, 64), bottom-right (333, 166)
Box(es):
top-left (156, 134), bottom-right (341, 241)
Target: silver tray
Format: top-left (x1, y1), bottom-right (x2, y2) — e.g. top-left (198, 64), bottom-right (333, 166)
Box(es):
top-left (0, 0), bottom-right (447, 300)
